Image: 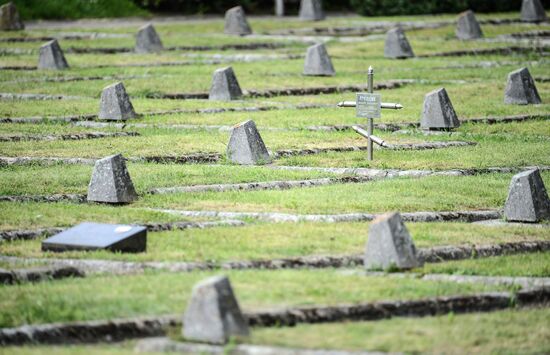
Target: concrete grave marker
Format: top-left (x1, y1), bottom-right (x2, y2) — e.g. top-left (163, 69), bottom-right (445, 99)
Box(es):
top-left (0, 2), bottom-right (24, 31)
top-left (303, 43), bottom-right (335, 76)
top-left (521, 0), bottom-right (548, 22)
top-left (299, 0), bottom-right (325, 21)
top-left (224, 6), bottom-right (252, 35)
top-left (384, 27), bottom-right (414, 59)
top-left (135, 24), bottom-right (163, 53)
top-left (504, 67), bottom-right (542, 105)
top-left (87, 154), bottom-right (138, 204)
top-left (42, 222), bottom-right (146, 253)
top-left (98, 82), bottom-right (137, 120)
top-left (456, 10), bottom-right (483, 40)
top-left (183, 275), bottom-right (250, 344)
top-left (504, 168), bottom-right (550, 222)
top-left (365, 212), bottom-right (422, 270)
top-left (227, 120), bottom-right (271, 165)
top-left (420, 88), bottom-right (460, 130)
top-left (209, 67), bottom-right (243, 101)
top-left (38, 40), bottom-right (69, 70)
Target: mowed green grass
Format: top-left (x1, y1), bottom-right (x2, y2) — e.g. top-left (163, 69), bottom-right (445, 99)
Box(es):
top-left (1, 172), bottom-right (548, 230)
top-left (139, 173), bottom-right (550, 214)
top-left (419, 252), bottom-right (550, 277)
top-left (0, 222), bottom-right (548, 262)
top-left (3, 307), bottom-right (548, 354)
top-left (0, 269), bottom-right (511, 328)
top-left (250, 307), bottom-right (550, 354)
top-left (0, 12), bottom-right (549, 353)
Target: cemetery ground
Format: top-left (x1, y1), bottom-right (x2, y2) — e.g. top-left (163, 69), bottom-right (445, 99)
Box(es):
top-left (0, 9), bottom-right (550, 354)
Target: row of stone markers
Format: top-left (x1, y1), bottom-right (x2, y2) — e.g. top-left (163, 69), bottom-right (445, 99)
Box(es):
top-left (115, 167), bottom-right (550, 346)
top-left (38, 141), bottom-right (550, 254)
top-left (36, 47), bottom-right (543, 134)
top-left (150, 169), bottom-right (550, 347)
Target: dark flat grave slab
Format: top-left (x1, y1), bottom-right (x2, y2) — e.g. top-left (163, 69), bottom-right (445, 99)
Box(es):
top-left (42, 222), bottom-right (146, 253)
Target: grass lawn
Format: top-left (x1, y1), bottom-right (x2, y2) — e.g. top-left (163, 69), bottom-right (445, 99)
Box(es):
top-left (0, 269), bottom-right (512, 328)
top-left (418, 252), bottom-right (550, 277)
top-left (0, 10), bottom-right (549, 353)
top-left (250, 307), bottom-right (550, 354)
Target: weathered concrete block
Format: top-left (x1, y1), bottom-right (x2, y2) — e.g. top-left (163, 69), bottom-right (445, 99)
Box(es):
top-left (521, 0), bottom-right (548, 23)
top-left (303, 43), bottom-right (335, 76)
top-left (299, 0), bottom-right (325, 21)
top-left (135, 24), bottom-right (163, 53)
top-left (384, 27), bottom-right (414, 59)
top-left (0, 2), bottom-right (24, 31)
top-left (98, 82), bottom-right (137, 120)
top-left (42, 222), bottom-right (146, 253)
top-left (224, 6), bottom-right (252, 35)
top-left (504, 67), bottom-right (542, 105)
top-left (504, 168), bottom-right (550, 222)
top-left (87, 154), bottom-right (138, 204)
top-left (209, 67), bottom-right (243, 101)
top-left (456, 10), bottom-right (483, 40)
top-left (38, 40), bottom-right (69, 70)
top-left (227, 120), bottom-right (271, 165)
top-left (420, 88), bottom-right (460, 130)
top-left (365, 212), bottom-right (422, 270)
top-left (183, 275), bottom-right (249, 344)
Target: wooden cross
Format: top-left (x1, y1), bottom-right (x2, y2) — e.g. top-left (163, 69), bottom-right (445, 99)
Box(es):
top-left (337, 66), bottom-right (404, 161)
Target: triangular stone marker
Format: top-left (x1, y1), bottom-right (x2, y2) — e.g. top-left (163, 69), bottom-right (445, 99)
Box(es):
top-left (299, 0), bottom-right (325, 21)
top-left (456, 10), bottom-right (483, 40)
top-left (365, 212), bottom-right (422, 271)
top-left (0, 2), bottom-right (24, 31)
top-left (504, 168), bottom-right (550, 222)
top-left (420, 88), bottom-right (460, 130)
top-left (87, 154), bottom-right (138, 204)
top-left (183, 275), bottom-right (250, 344)
top-left (384, 27), bottom-right (414, 59)
top-left (227, 120), bottom-right (271, 165)
top-left (504, 67), bottom-right (542, 105)
top-left (521, 0), bottom-right (548, 22)
top-left (224, 6), bottom-right (252, 35)
top-left (303, 43), bottom-right (335, 76)
top-left (42, 222), bottom-right (146, 253)
top-left (135, 24), bottom-right (163, 53)
top-left (209, 67), bottom-right (243, 101)
top-left (98, 82), bottom-right (137, 120)
top-left (38, 40), bottom-right (69, 70)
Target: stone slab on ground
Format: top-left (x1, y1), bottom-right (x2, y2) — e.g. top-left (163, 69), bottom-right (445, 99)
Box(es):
top-left (41, 222), bottom-right (147, 253)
